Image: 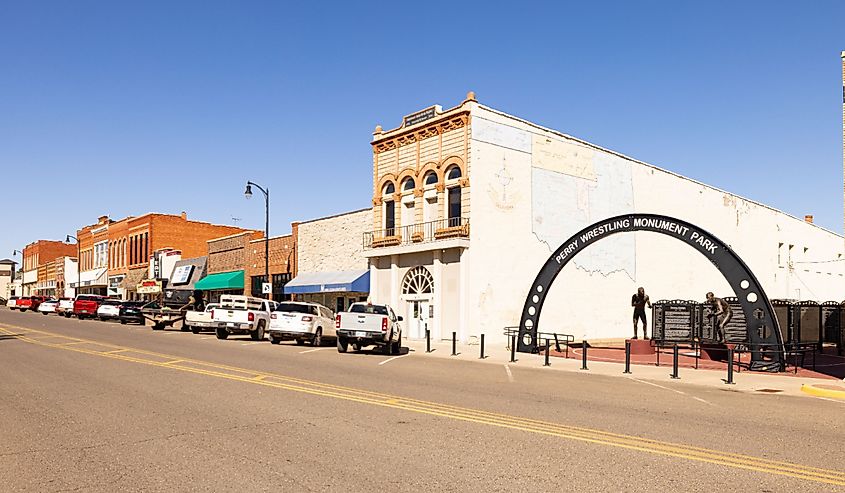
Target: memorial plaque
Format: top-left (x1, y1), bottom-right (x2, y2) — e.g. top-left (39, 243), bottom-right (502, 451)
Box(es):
top-left (772, 300), bottom-right (793, 343)
top-left (652, 301), bottom-right (666, 341)
top-left (820, 302), bottom-right (842, 344)
top-left (798, 301), bottom-right (820, 343)
top-left (660, 301), bottom-right (694, 342)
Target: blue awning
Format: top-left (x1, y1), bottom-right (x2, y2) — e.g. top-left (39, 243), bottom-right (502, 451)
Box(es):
top-left (284, 270), bottom-right (369, 294)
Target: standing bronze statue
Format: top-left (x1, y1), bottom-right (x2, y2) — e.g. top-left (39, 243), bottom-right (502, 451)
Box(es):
top-left (631, 287), bottom-right (652, 339)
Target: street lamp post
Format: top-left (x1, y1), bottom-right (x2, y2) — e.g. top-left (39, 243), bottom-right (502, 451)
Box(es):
top-left (244, 181), bottom-right (270, 300)
top-left (12, 250), bottom-right (21, 296)
top-left (66, 235), bottom-right (80, 298)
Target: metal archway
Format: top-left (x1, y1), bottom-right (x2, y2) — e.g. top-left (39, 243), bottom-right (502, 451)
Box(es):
top-left (518, 214), bottom-right (784, 371)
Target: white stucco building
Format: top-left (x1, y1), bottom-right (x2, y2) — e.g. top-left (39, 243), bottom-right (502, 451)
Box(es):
top-left (365, 93), bottom-right (845, 345)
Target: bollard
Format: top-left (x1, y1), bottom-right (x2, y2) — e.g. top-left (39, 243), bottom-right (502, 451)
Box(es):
top-left (544, 339), bottom-right (551, 367)
top-left (580, 340), bottom-right (588, 370)
top-left (510, 335), bottom-right (516, 363)
top-left (451, 331), bottom-right (457, 356)
top-left (479, 333), bottom-right (485, 359)
top-left (624, 340), bottom-right (632, 374)
top-left (670, 343), bottom-right (680, 379)
top-left (725, 347), bottom-right (735, 384)
top-left (425, 329), bottom-right (431, 353)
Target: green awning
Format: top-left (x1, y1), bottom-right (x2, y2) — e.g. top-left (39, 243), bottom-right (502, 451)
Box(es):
top-left (194, 270), bottom-right (244, 291)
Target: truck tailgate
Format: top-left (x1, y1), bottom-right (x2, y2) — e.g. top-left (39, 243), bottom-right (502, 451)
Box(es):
top-left (340, 312), bottom-right (385, 334)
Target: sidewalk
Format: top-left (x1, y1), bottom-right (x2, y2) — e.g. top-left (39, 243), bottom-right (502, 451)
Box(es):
top-left (402, 337), bottom-right (845, 401)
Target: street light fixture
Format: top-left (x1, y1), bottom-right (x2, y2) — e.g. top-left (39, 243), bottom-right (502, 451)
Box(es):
top-left (244, 181), bottom-right (269, 300)
top-left (66, 235), bottom-right (80, 298)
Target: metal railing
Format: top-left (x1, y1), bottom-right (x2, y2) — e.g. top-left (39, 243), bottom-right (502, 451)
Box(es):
top-left (363, 217), bottom-right (470, 249)
top-left (503, 326), bottom-right (575, 356)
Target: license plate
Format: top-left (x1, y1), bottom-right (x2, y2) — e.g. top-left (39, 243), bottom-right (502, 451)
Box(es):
top-left (227, 322), bottom-right (237, 328)
top-left (355, 331), bottom-right (367, 337)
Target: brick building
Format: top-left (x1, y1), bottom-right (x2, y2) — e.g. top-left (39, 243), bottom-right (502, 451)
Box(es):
top-left (21, 240), bottom-right (77, 296)
top-left (245, 229), bottom-right (297, 301)
top-left (74, 212), bottom-right (248, 298)
top-left (198, 231), bottom-right (263, 302)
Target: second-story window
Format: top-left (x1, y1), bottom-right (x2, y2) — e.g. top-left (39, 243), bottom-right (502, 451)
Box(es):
top-left (382, 182), bottom-right (396, 236)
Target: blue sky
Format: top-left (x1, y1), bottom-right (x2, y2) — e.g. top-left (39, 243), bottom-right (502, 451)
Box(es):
top-left (2, 1), bottom-right (844, 263)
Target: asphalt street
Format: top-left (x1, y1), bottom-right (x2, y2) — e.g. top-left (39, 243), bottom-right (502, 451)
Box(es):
top-left (1, 308), bottom-right (844, 492)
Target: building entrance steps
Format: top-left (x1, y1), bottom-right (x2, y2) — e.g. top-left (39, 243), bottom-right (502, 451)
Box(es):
top-left (400, 337), bottom-right (845, 400)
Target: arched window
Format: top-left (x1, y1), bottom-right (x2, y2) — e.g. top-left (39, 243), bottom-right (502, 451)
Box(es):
top-left (446, 166), bottom-right (462, 181)
top-left (424, 172), bottom-right (438, 186)
top-left (383, 182), bottom-right (395, 195)
top-left (402, 178), bottom-right (415, 191)
top-left (402, 266), bottom-right (433, 295)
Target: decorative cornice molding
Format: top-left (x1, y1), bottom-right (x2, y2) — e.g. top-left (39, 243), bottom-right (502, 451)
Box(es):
top-left (372, 112), bottom-right (469, 154)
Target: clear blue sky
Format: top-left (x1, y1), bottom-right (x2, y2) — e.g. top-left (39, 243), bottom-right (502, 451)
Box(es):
top-left (2, 1), bottom-right (844, 263)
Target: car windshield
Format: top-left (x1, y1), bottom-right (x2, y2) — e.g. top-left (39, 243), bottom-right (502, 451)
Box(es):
top-left (349, 304), bottom-right (388, 315)
top-left (277, 303), bottom-right (312, 314)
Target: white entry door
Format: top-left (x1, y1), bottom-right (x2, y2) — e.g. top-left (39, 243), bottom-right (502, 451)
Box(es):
top-left (407, 299), bottom-right (431, 339)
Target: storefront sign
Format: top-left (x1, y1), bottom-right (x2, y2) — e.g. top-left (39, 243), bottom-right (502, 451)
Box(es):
top-left (137, 279), bottom-right (162, 294)
top-left (403, 107), bottom-right (437, 127)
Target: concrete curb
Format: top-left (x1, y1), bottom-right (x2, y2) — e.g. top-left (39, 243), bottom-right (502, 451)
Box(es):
top-left (800, 383), bottom-right (845, 400)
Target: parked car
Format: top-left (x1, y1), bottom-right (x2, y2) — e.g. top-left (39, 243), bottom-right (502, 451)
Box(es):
top-left (73, 294), bottom-right (107, 320)
top-left (97, 299), bottom-right (123, 321)
top-left (268, 301), bottom-right (335, 346)
top-left (211, 295), bottom-right (275, 340)
top-left (119, 301), bottom-right (149, 325)
top-left (184, 303), bottom-right (219, 334)
top-left (6, 296), bottom-right (19, 310)
top-left (55, 298), bottom-right (75, 317)
top-left (37, 299), bottom-right (60, 315)
top-left (335, 302), bottom-right (403, 354)
top-left (19, 296), bottom-right (48, 313)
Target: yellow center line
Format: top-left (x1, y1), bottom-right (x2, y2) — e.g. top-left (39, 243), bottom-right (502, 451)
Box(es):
top-left (2, 324), bottom-right (844, 486)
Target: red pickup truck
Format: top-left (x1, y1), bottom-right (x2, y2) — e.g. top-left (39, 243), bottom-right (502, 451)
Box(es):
top-left (18, 296), bottom-right (48, 313)
top-left (73, 295), bottom-right (107, 319)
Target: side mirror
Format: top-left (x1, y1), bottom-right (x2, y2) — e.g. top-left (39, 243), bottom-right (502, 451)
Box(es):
top-left (397, 316), bottom-right (404, 322)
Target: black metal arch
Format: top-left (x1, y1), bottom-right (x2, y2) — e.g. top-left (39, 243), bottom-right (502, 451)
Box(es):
top-left (518, 213), bottom-right (784, 371)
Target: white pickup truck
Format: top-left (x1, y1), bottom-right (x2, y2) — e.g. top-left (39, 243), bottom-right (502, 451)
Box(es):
top-left (211, 295), bottom-right (275, 341)
top-left (335, 302), bottom-right (403, 355)
top-left (185, 303), bottom-right (219, 334)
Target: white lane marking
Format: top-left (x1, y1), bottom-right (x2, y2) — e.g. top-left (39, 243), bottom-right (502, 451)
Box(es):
top-left (299, 347), bottom-right (329, 354)
top-left (378, 354), bottom-right (409, 366)
top-left (200, 336), bottom-right (215, 340)
top-left (241, 342), bottom-right (264, 346)
top-left (627, 377), bottom-right (714, 406)
top-left (504, 364), bottom-right (514, 383)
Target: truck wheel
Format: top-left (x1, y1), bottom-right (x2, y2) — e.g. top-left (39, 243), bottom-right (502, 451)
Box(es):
top-left (352, 342), bottom-right (362, 352)
top-left (295, 339), bottom-right (305, 346)
top-left (251, 322), bottom-right (265, 341)
top-left (312, 328), bottom-right (322, 347)
top-left (190, 326), bottom-right (201, 334)
top-left (120, 319), bottom-right (127, 325)
top-left (215, 328), bottom-right (228, 340)
top-left (391, 332), bottom-right (402, 355)
top-left (270, 336), bottom-right (280, 345)
top-left (337, 336), bottom-right (348, 353)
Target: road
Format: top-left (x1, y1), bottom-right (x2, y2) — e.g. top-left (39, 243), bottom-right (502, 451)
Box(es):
top-left (1, 308), bottom-right (843, 492)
